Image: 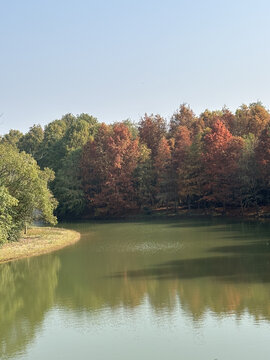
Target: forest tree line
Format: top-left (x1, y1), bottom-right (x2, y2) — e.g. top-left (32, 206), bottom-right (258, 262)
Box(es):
top-left (1, 102), bottom-right (270, 238)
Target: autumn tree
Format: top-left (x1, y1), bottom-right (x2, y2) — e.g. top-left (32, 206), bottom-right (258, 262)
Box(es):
top-left (170, 104), bottom-right (198, 137)
top-left (139, 114), bottom-right (167, 159)
top-left (81, 123), bottom-right (139, 216)
top-left (154, 137), bottom-right (173, 207)
top-left (199, 109), bottom-right (222, 129)
top-left (119, 119), bottom-right (138, 139)
top-left (172, 126), bottom-right (192, 208)
top-left (202, 120), bottom-right (243, 211)
top-left (234, 103), bottom-right (270, 137)
top-left (199, 107), bottom-right (235, 133)
top-left (2, 104), bottom-right (270, 219)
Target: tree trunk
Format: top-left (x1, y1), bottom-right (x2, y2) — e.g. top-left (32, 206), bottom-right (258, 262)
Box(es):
top-left (240, 198), bottom-right (244, 217)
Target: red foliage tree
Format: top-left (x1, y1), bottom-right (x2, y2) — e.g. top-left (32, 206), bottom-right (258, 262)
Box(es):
top-left (202, 120), bottom-right (243, 210)
top-left (170, 104), bottom-right (196, 135)
top-left (81, 123), bottom-right (139, 216)
top-left (173, 126), bottom-right (192, 207)
top-left (154, 137), bottom-right (172, 206)
top-left (138, 114), bottom-right (167, 159)
top-left (173, 126), bottom-right (192, 163)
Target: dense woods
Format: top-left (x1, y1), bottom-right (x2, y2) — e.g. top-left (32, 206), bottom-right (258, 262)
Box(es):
top-left (1, 102), bottom-right (270, 241)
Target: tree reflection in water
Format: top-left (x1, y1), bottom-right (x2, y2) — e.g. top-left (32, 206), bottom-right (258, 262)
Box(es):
top-left (1, 219), bottom-right (270, 358)
top-left (0, 255), bottom-right (60, 359)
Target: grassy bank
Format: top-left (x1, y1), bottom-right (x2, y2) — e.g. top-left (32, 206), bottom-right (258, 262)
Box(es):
top-left (0, 227), bottom-right (81, 264)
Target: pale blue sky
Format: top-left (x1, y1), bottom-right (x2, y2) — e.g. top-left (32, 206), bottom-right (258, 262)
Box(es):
top-left (1, 0), bottom-right (270, 134)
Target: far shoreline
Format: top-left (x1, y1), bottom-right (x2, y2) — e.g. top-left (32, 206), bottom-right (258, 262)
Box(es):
top-left (0, 227), bottom-right (81, 264)
top-left (79, 205), bottom-right (270, 222)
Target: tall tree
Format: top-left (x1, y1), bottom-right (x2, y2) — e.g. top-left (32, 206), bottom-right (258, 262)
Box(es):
top-left (202, 120), bottom-right (243, 211)
top-left (234, 103), bottom-right (270, 137)
top-left (38, 118), bottom-right (68, 170)
top-left (53, 150), bottom-right (86, 219)
top-left (178, 133), bottom-right (203, 209)
top-left (199, 107), bottom-right (235, 133)
top-left (0, 144), bottom-right (57, 241)
top-left (0, 186), bottom-right (18, 243)
top-left (170, 104), bottom-right (197, 136)
top-left (18, 124), bottom-right (44, 159)
top-left (154, 137), bottom-right (173, 207)
top-left (172, 126), bottom-right (192, 208)
top-left (133, 144), bottom-right (154, 209)
top-left (63, 115), bottom-right (98, 152)
top-left (0, 130), bottom-right (23, 147)
top-left (81, 123), bottom-right (139, 216)
top-left (139, 114), bottom-right (167, 159)
top-left (235, 134), bottom-right (260, 213)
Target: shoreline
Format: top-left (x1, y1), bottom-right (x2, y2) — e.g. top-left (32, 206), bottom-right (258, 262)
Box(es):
top-left (0, 227), bottom-right (81, 264)
top-left (81, 205), bottom-right (270, 222)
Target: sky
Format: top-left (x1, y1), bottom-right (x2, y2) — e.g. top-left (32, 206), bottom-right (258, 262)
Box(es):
top-left (1, 0), bottom-right (270, 134)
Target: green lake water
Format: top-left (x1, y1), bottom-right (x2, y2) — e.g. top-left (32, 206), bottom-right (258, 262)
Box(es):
top-left (1, 218), bottom-right (270, 359)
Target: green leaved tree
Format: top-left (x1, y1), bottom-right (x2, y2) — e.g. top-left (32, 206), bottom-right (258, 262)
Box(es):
top-left (0, 144), bottom-right (57, 242)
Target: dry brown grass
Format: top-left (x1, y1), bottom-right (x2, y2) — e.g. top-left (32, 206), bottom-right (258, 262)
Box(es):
top-left (0, 227), bottom-right (81, 264)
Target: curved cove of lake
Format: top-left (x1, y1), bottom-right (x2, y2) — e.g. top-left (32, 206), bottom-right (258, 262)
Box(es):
top-left (1, 217), bottom-right (270, 360)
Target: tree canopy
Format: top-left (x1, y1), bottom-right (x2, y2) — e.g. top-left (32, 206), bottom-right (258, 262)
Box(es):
top-left (0, 144), bottom-right (57, 243)
top-left (2, 103), bottom-right (270, 224)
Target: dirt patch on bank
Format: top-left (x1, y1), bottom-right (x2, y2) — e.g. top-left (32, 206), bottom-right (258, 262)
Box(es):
top-left (0, 227), bottom-right (81, 264)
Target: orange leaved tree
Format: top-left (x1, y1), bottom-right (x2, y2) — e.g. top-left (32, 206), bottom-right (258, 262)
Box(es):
top-left (80, 123), bottom-right (139, 216)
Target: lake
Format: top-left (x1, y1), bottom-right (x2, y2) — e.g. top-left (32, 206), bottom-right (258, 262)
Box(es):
top-left (1, 218), bottom-right (270, 359)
